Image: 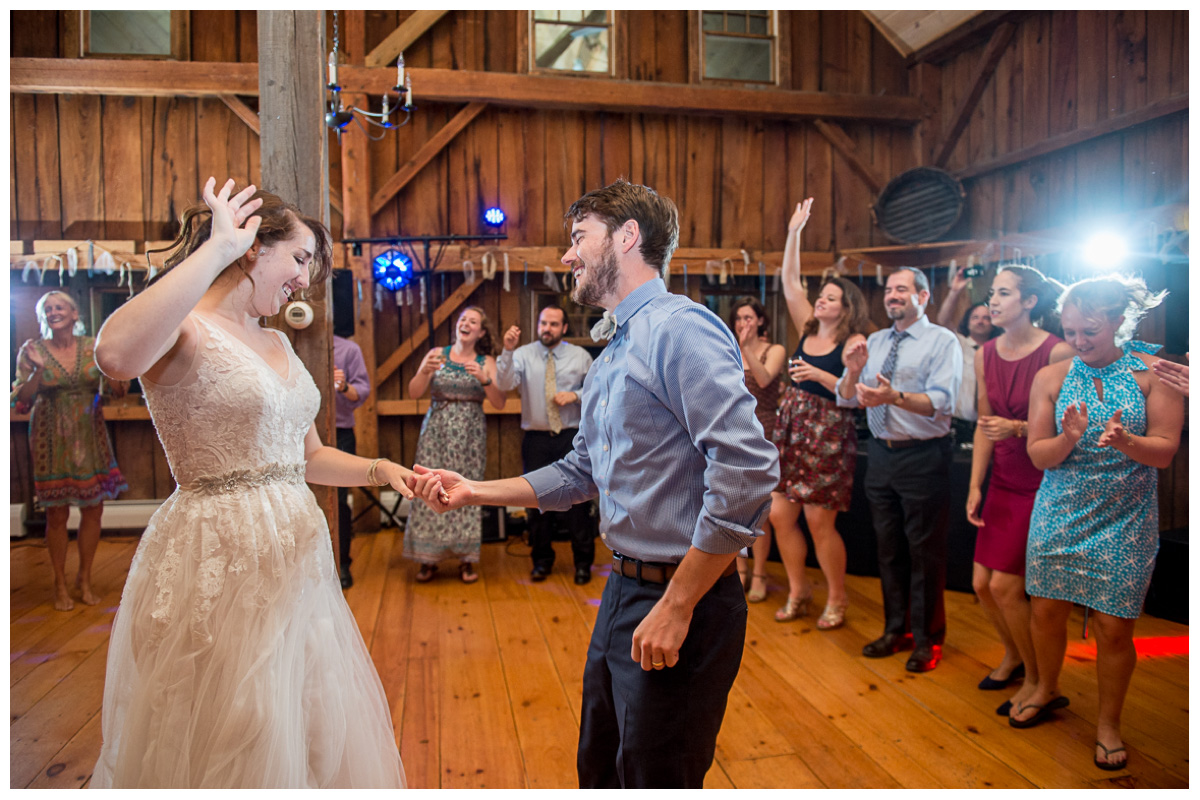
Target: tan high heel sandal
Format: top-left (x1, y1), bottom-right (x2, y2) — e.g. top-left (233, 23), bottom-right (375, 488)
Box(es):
top-left (774, 591), bottom-right (812, 622)
top-left (816, 602), bottom-right (848, 630)
top-left (747, 573), bottom-right (768, 603)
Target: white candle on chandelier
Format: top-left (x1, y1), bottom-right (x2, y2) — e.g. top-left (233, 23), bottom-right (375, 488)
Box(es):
top-left (404, 75), bottom-right (414, 108)
top-left (396, 53), bottom-right (405, 89)
top-left (328, 49), bottom-right (338, 85)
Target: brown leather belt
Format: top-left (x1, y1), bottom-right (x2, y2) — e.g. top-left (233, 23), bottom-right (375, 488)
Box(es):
top-left (877, 434), bottom-right (949, 450)
top-left (611, 553), bottom-right (738, 585)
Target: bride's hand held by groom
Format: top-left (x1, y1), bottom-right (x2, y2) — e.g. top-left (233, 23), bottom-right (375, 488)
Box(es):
top-left (408, 464), bottom-right (463, 511)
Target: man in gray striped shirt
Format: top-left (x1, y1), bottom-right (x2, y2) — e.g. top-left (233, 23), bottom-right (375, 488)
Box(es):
top-left (411, 179), bottom-right (779, 788)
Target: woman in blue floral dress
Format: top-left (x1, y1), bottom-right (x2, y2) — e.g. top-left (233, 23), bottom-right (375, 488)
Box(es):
top-left (405, 307), bottom-right (508, 582)
top-left (1016, 275), bottom-right (1183, 772)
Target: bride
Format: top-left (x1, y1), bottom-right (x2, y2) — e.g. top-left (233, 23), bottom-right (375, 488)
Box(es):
top-left (91, 178), bottom-right (409, 788)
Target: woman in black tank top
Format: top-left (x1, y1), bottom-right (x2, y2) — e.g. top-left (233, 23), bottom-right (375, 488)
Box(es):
top-left (768, 199), bottom-right (871, 629)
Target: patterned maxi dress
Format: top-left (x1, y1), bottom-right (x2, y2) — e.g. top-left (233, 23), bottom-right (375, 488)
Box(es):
top-left (92, 314), bottom-right (405, 788)
top-left (404, 346), bottom-right (487, 564)
top-left (1025, 342), bottom-right (1161, 619)
top-left (11, 336), bottom-right (127, 507)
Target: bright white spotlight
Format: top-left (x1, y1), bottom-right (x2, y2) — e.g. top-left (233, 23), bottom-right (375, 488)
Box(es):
top-left (1082, 232), bottom-right (1128, 269)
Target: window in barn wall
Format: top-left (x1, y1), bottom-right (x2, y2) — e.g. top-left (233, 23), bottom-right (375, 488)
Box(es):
top-left (701, 10), bottom-right (775, 84)
top-left (530, 10), bottom-right (614, 75)
top-left (80, 10), bottom-right (190, 60)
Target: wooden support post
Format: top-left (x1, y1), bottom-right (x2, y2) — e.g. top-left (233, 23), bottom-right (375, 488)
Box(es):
top-left (257, 10), bottom-right (338, 543)
top-left (339, 10), bottom-right (382, 535)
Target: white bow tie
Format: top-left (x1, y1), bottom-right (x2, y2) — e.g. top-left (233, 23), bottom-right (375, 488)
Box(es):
top-left (590, 310), bottom-right (618, 342)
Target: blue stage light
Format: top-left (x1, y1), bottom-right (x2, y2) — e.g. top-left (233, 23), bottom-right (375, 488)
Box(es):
top-left (372, 248), bottom-right (413, 291)
top-left (483, 207), bottom-right (506, 227)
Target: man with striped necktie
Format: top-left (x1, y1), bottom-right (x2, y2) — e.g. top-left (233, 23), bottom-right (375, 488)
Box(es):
top-left (837, 266), bottom-right (961, 673)
top-left (496, 305), bottom-right (596, 584)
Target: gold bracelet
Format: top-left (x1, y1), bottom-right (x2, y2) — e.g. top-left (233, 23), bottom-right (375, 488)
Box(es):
top-left (366, 458), bottom-right (390, 487)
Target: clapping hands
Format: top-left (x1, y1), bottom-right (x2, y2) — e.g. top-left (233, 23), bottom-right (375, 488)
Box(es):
top-left (1096, 408), bottom-right (1130, 449)
top-left (1060, 401), bottom-right (1088, 442)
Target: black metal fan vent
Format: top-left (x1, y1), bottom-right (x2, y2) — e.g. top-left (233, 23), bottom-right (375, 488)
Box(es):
top-left (872, 167), bottom-right (967, 244)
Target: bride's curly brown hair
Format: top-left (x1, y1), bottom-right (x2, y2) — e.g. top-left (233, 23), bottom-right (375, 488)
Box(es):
top-left (147, 187), bottom-right (333, 292)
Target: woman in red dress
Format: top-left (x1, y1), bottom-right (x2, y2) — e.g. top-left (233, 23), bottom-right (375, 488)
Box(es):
top-left (966, 265), bottom-right (1072, 715)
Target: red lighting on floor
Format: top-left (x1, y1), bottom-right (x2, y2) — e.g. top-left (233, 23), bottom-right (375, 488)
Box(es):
top-left (1064, 635), bottom-right (1188, 661)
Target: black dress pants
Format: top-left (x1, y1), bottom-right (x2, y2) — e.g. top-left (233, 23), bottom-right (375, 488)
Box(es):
top-left (577, 571), bottom-right (746, 788)
top-left (335, 426), bottom-right (356, 569)
top-left (863, 436), bottom-right (951, 648)
top-left (522, 429), bottom-right (596, 570)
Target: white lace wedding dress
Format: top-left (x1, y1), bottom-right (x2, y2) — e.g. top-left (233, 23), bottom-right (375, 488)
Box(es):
top-left (92, 314), bottom-right (406, 788)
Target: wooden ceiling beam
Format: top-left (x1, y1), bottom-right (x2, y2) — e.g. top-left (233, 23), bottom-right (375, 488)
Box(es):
top-left (811, 119), bottom-right (886, 194)
top-left (364, 10), bottom-right (450, 68)
top-left (371, 101), bottom-right (488, 215)
top-left (905, 11), bottom-right (1029, 66)
top-left (931, 22), bottom-right (1016, 169)
top-left (343, 67), bottom-right (922, 124)
top-left (11, 58), bottom-right (922, 124)
top-left (956, 93), bottom-right (1189, 181)
top-left (11, 57), bottom-right (259, 96)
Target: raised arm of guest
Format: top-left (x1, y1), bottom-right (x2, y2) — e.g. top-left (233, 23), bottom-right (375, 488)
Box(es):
top-left (780, 198), bottom-right (815, 332)
top-left (936, 265), bottom-right (970, 329)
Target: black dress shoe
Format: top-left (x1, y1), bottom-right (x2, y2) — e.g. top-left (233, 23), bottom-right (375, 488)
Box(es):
top-left (862, 633), bottom-right (912, 658)
top-left (339, 566), bottom-right (353, 590)
top-left (530, 565), bottom-right (551, 582)
top-left (905, 645), bottom-right (941, 672)
top-left (574, 566), bottom-right (592, 585)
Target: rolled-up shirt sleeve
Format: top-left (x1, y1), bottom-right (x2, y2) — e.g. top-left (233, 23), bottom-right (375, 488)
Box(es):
top-left (494, 348), bottom-right (522, 392)
top-left (922, 332), bottom-right (962, 416)
top-left (524, 426), bottom-right (598, 510)
top-left (654, 308), bottom-right (779, 554)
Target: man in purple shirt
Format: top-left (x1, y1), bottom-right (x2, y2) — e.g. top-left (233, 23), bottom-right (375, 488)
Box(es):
top-left (334, 332), bottom-right (371, 588)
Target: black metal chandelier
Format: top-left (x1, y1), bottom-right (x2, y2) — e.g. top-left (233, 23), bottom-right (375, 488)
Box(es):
top-left (325, 10), bottom-right (414, 140)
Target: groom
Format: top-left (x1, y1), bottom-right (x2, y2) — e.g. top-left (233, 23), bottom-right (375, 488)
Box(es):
top-left (410, 179), bottom-right (779, 788)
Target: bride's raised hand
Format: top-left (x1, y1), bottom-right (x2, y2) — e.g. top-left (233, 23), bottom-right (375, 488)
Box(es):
top-left (202, 177), bottom-right (264, 264)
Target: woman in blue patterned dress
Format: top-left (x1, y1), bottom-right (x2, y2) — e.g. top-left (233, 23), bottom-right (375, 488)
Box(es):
top-left (405, 306), bottom-right (507, 583)
top-left (1015, 275), bottom-right (1183, 772)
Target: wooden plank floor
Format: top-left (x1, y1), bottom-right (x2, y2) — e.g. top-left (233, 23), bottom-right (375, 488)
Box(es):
top-left (10, 530), bottom-right (1189, 789)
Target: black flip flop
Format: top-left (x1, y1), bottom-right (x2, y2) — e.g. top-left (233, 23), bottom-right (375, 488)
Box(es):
top-left (979, 662), bottom-right (1025, 690)
top-left (1094, 741), bottom-right (1128, 771)
top-left (1009, 695), bottom-right (1070, 729)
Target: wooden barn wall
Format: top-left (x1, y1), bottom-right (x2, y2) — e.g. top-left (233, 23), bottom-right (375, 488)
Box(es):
top-left (8, 10), bottom-right (1189, 528)
top-left (935, 10), bottom-right (1188, 238)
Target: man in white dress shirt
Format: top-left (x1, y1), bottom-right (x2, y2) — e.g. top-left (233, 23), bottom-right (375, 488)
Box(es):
top-left (496, 305), bottom-right (597, 583)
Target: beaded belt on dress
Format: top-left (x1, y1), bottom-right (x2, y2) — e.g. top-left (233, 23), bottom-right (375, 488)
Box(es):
top-left (180, 462), bottom-right (307, 495)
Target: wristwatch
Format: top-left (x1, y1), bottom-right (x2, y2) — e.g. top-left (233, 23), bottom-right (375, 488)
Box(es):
top-left (893, 391), bottom-right (905, 406)
top-left (337, 381), bottom-right (349, 394)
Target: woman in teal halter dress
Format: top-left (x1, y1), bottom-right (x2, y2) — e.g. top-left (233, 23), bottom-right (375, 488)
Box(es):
top-left (1015, 275), bottom-right (1183, 772)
